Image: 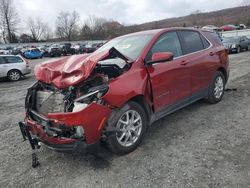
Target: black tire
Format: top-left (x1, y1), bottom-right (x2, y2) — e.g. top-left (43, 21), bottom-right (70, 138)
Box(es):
top-left (7, 70), bottom-right (21, 81)
top-left (105, 101), bottom-right (147, 155)
top-left (206, 71), bottom-right (225, 104)
top-left (246, 44), bottom-right (250, 51)
top-left (236, 46), bottom-right (241, 53)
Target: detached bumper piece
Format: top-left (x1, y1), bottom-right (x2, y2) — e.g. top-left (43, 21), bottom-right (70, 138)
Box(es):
top-left (19, 121), bottom-right (40, 168)
top-left (19, 121), bottom-right (40, 150)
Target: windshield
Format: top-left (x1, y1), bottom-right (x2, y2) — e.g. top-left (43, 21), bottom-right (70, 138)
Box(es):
top-left (93, 34), bottom-right (153, 61)
top-left (222, 37), bottom-right (238, 43)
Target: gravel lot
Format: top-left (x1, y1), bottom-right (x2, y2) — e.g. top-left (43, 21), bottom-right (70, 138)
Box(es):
top-left (0, 52), bottom-right (250, 188)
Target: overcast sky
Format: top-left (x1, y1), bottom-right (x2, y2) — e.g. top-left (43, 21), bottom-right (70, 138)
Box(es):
top-left (15, 0), bottom-right (241, 28)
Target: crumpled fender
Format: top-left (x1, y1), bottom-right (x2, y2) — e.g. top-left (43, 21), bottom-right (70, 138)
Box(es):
top-left (102, 66), bottom-right (150, 108)
top-left (47, 103), bottom-right (111, 144)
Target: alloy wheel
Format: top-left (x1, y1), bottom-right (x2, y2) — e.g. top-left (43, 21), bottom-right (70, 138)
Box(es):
top-left (116, 110), bottom-right (142, 147)
top-left (9, 71), bottom-right (21, 81)
top-left (214, 76), bottom-right (224, 99)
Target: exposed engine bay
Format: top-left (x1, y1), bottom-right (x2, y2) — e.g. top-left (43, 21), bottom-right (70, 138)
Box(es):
top-left (26, 56), bottom-right (130, 116)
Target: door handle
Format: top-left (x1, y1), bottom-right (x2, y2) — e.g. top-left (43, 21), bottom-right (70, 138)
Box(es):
top-left (209, 52), bottom-right (214, 56)
top-left (180, 60), bottom-right (188, 66)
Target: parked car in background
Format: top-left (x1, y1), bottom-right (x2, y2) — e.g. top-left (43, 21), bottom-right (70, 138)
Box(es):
top-left (43, 47), bottom-right (62, 57)
top-left (202, 25), bottom-right (222, 32)
top-left (72, 44), bottom-right (81, 54)
top-left (0, 47), bottom-right (12, 55)
top-left (80, 44), bottom-right (95, 53)
top-left (220, 25), bottom-right (236, 31)
top-left (61, 43), bottom-right (76, 56)
top-left (222, 36), bottom-right (250, 53)
top-left (20, 28), bottom-right (229, 155)
top-left (12, 47), bottom-right (23, 56)
top-left (0, 55), bottom-right (31, 81)
top-left (23, 48), bottom-right (43, 59)
top-left (239, 24), bottom-right (247, 29)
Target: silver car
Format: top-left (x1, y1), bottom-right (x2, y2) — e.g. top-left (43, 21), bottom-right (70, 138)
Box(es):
top-left (0, 55), bottom-right (31, 81)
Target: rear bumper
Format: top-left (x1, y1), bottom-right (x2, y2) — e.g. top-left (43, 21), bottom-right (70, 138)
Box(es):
top-left (22, 67), bottom-right (31, 75)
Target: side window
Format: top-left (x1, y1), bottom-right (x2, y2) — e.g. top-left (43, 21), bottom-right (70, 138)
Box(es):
top-left (0, 57), bottom-right (6, 64)
top-left (147, 32), bottom-right (182, 60)
top-left (5, 56), bottom-right (23, 64)
top-left (180, 31), bottom-right (204, 54)
top-left (200, 34), bottom-right (210, 49)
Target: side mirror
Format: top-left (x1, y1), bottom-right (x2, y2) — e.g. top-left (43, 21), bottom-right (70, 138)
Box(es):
top-left (146, 52), bottom-right (174, 65)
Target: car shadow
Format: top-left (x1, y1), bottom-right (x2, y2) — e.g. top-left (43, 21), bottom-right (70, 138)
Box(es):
top-left (0, 75), bottom-right (32, 83)
top-left (43, 100), bottom-right (211, 170)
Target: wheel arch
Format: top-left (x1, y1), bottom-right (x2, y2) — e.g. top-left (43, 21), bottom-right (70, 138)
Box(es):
top-left (217, 67), bottom-right (227, 82)
top-left (128, 95), bottom-right (152, 122)
top-left (7, 69), bottom-right (22, 76)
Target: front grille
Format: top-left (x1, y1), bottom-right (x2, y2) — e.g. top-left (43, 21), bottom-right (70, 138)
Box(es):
top-left (36, 90), bottom-right (65, 115)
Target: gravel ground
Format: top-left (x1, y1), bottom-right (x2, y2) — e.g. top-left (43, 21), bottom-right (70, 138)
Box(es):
top-left (0, 52), bottom-right (250, 188)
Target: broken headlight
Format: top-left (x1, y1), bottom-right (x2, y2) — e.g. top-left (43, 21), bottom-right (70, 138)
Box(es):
top-left (69, 85), bottom-right (109, 112)
top-left (74, 85), bottom-right (109, 104)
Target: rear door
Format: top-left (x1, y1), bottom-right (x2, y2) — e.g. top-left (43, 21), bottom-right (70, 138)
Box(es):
top-left (4, 56), bottom-right (25, 73)
top-left (0, 57), bottom-right (8, 77)
top-left (145, 31), bottom-right (191, 112)
top-left (178, 30), bottom-right (215, 95)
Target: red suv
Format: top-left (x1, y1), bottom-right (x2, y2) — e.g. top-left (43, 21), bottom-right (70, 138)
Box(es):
top-left (19, 28), bottom-right (229, 155)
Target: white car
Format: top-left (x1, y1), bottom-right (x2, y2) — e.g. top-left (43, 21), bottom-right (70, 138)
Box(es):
top-left (0, 55), bottom-right (31, 81)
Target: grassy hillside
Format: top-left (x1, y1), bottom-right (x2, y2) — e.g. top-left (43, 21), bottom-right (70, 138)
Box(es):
top-left (123, 6), bottom-right (250, 32)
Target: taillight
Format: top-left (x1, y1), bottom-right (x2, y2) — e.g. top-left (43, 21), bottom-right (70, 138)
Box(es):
top-left (24, 59), bottom-right (29, 67)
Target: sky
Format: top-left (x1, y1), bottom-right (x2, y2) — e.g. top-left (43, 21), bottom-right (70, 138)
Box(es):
top-left (15, 0), bottom-right (242, 29)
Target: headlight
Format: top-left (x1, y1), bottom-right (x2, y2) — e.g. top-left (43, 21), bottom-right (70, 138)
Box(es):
top-left (231, 44), bottom-right (236, 48)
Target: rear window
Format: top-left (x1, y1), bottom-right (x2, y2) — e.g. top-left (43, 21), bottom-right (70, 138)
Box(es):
top-left (200, 34), bottom-right (210, 49)
top-left (205, 31), bottom-right (223, 45)
top-left (180, 31), bottom-right (204, 54)
top-left (4, 56), bottom-right (23, 64)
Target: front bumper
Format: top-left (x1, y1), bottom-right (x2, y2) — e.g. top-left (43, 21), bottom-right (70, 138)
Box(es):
top-left (19, 121), bottom-right (93, 152)
top-left (22, 102), bottom-right (111, 151)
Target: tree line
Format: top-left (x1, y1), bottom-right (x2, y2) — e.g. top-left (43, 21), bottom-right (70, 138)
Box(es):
top-left (0, 0), bottom-right (129, 43)
top-left (1, 0), bottom-right (250, 44)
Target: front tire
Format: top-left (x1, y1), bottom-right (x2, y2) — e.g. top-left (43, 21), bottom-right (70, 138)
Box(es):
top-left (206, 71), bottom-right (225, 104)
top-left (106, 101), bottom-right (147, 155)
top-left (8, 70), bottom-right (21, 81)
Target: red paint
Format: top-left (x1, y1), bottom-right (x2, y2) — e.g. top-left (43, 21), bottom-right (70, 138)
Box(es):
top-left (34, 51), bottom-right (109, 89)
top-left (26, 28), bottom-right (229, 148)
top-left (220, 25), bottom-right (236, 31)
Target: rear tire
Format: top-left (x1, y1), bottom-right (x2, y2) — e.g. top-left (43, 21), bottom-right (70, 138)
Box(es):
top-left (7, 70), bottom-right (21, 81)
top-left (206, 71), bottom-right (225, 104)
top-left (246, 44), bottom-right (250, 51)
top-left (105, 101), bottom-right (147, 155)
top-left (236, 46), bottom-right (240, 53)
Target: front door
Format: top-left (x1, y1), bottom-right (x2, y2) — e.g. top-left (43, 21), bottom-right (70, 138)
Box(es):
top-left (145, 31), bottom-right (191, 112)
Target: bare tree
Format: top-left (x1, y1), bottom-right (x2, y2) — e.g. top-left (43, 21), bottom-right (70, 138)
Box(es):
top-left (56, 11), bottom-right (79, 41)
top-left (27, 17), bottom-right (49, 41)
top-left (189, 10), bottom-right (202, 26)
top-left (241, 0), bottom-right (250, 6)
top-left (0, 0), bottom-right (19, 43)
top-left (43, 26), bottom-right (53, 41)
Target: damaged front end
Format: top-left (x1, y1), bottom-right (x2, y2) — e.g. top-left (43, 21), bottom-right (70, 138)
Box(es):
top-left (19, 47), bottom-right (131, 156)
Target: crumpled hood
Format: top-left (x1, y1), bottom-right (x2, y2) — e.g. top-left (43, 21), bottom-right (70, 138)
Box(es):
top-left (34, 50), bottom-right (110, 89)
